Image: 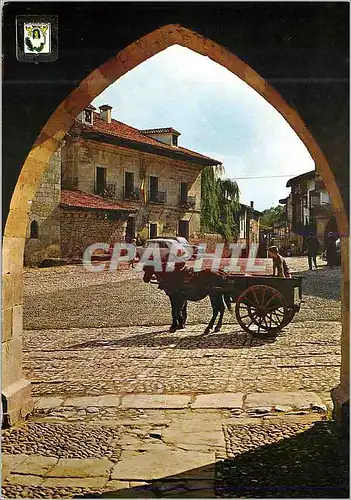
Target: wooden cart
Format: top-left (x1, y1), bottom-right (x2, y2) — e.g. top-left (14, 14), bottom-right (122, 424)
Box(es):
top-left (216, 274), bottom-right (303, 334)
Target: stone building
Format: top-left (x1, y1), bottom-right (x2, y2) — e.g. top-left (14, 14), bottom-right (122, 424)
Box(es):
top-left (24, 104), bottom-right (222, 265)
top-left (235, 202), bottom-right (261, 256)
top-left (24, 150), bottom-right (61, 266)
top-left (281, 170), bottom-right (338, 253)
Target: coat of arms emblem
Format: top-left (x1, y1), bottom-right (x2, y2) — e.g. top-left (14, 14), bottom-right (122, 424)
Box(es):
top-left (24, 23), bottom-right (51, 54)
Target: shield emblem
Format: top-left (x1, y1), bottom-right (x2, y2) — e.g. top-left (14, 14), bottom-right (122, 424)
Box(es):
top-left (24, 23), bottom-right (51, 54)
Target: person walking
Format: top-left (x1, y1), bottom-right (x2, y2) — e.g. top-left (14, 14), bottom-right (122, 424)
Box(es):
top-left (306, 233), bottom-right (320, 270)
top-left (326, 232), bottom-right (337, 269)
top-left (268, 245), bottom-right (292, 278)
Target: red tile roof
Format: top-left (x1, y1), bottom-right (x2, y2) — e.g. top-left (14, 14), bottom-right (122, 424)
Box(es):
top-left (78, 114), bottom-right (222, 165)
top-left (61, 190), bottom-right (137, 212)
top-left (140, 127), bottom-right (181, 136)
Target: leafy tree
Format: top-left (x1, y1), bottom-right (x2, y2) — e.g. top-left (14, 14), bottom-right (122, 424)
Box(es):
top-left (201, 166), bottom-right (240, 242)
top-left (260, 205), bottom-right (286, 227)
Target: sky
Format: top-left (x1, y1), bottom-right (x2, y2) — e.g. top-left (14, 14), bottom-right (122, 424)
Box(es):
top-left (92, 45), bottom-right (315, 212)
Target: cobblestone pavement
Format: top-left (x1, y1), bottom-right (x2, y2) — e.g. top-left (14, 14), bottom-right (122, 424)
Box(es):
top-left (2, 411), bottom-right (348, 498)
top-left (2, 257), bottom-right (344, 498)
top-left (22, 257), bottom-right (341, 399)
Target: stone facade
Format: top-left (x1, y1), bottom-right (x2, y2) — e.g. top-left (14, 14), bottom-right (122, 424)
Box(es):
top-left (24, 150), bottom-right (61, 266)
top-left (60, 209), bottom-right (128, 259)
top-left (236, 203), bottom-right (261, 255)
top-left (283, 170), bottom-right (338, 253)
top-left (61, 135), bottom-right (203, 244)
top-left (24, 113), bottom-right (215, 265)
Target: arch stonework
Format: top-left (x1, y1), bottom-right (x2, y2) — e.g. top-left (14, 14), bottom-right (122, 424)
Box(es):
top-left (2, 24), bottom-right (349, 424)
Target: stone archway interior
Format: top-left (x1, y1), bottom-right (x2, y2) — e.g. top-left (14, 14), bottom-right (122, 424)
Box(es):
top-left (2, 23), bottom-right (349, 425)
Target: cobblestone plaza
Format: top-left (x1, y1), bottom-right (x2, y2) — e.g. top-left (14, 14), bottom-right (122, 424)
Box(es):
top-left (2, 257), bottom-right (347, 498)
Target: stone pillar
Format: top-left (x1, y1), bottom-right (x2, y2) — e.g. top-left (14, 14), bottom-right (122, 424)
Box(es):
top-left (331, 234), bottom-right (349, 430)
top-left (2, 236), bottom-right (33, 426)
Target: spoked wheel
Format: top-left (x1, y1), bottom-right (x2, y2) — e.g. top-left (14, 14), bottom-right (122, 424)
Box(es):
top-left (281, 307), bottom-right (296, 328)
top-left (235, 285), bottom-right (288, 335)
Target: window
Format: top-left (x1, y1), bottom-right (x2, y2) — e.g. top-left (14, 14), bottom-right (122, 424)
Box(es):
top-left (149, 223), bottom-right (158, 238)
top-left (96, 167), bottom-right (106, 195)
top-left (149, 176), bottom-right (158, 202)
top-left (84, 109), bottom-right (93, 124)
top-left (172, 135), bottom-right (178, 146)
top-left (30, 220), bottom-right (39, 239)
top-left (180, 182), bottom-right (188, 204)
top-left (125, 172), bottom-right (134, 198)
top-left (239, 218), bottom-right (246, 238)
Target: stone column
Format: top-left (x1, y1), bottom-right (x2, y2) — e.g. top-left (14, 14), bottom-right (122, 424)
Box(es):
top-left (2, 236), bottom-right (33, 426)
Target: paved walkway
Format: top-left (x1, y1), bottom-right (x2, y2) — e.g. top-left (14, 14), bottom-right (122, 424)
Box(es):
top-left (3, 392), bottom-right (343, 498)
top-left (2, 258), bottom-right (345, 498)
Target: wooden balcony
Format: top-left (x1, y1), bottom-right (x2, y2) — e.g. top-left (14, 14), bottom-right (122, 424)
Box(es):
top-left (123, 187), bottom-right (142, 201)
top-left (313, 202), bottom-right (333, 218)
top-left (179, 195), bottom-right (196, 209)
top-left (94, 182), bottom-right (117, 198)
top-left (149, 190), bottom-right (167, 204)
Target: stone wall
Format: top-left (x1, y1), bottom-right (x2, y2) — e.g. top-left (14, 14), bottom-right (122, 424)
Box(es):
top-left (24, 149), bottom-right (61, 266)
top-left (60, 209), bottom-right (127, 258)
top-left (61, 138), bottom-right (203, 237)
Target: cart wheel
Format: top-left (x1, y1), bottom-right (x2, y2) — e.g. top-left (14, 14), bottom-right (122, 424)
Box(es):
top-left (235, 285), bottom-right (288, 335)
top-left (281, 307), bottom-right (296, 327)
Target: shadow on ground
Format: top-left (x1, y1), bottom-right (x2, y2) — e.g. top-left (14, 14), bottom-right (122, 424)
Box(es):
top-left (67, 329), bottom-right (279, 350)
top-left (76, 421), bottom-right (348, 498)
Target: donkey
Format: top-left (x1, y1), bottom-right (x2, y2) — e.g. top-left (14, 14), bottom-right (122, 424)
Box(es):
top-left (143, 264), bottom-right (233, 333)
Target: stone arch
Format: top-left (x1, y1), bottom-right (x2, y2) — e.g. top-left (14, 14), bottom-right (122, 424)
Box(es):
top-left (2, 24), bottom-right (349, 424)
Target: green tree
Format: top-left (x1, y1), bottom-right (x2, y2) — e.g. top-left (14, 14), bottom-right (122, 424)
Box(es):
top-left (201, 166), bottom-right (240, 242)
top-left (260, 205), bottom-right (286, 227)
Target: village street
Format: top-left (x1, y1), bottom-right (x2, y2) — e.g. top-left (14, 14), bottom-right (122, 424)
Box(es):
top-left (22, 257), bottom-right (341, 399)
top-left (2, 257), bottom-right (347, 499)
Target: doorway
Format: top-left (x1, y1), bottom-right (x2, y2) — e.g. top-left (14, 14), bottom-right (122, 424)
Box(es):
top-left (149, 223), bottom-right (158, 239)
top-left (125, 217), bottom-right (136, 242)
top-left (178, 220), bottom-right (189, 239)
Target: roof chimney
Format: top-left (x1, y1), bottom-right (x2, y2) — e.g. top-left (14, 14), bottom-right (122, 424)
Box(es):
top-left (99, 105), bottom-right (112, 124)
top-left (250, 201), bottom-right (254, 209)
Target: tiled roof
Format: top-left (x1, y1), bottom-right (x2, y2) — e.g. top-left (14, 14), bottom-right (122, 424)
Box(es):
top-left (286, 170), bottom-right (315, 187)
top-left (61, 190), bottom-right (137, 212)
top-left (78, 114), bottom-right (221, 165)
top-left (140, 127), bottom-right (181, 136)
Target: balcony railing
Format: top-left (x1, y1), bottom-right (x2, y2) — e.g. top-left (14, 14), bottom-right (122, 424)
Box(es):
top-left (179, 195), bottom-right (196, 209)
top-left (94, 182), bottom-right (117, 198)
top-left (123, 187), bottom-right (142, 201)
top-left (149, 190), bottom-right (167, 204)
top-left (313, 202), bottom-right (333, 217)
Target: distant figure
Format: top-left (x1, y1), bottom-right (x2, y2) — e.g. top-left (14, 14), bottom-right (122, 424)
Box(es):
top-left (306, 233), bottom-right (320, 270)
top-left (129, 238), bottom-right (137, 268)
top-left (268, 245), bottom-right (292, 278)
top-left (136, 234), bottom-right (142, 246)
top-left (326, 232), bottom-right (337, 269)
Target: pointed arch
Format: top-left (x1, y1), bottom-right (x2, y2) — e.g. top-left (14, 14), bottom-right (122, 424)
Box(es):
top-left (2, 23), bottom-right (348, 425)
